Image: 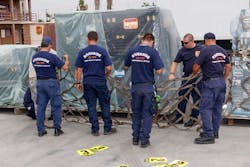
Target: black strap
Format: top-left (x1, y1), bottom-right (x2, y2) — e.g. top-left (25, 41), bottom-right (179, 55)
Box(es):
top-left (133, 82), bottom-right (154, 86)
top-left (154, 84), bottom-right (157, 95)
top-left (37, 77), bottom-right (56, 80)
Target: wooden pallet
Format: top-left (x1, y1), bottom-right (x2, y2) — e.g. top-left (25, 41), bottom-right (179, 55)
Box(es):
top-left (14, 108), bottom-right (26, 115)
top-left (0, 107), bottom-right (26, 115)
top-left (223, 116), bottom-right (250, 126)
top-left (227, 118), bottom-right (234, 126)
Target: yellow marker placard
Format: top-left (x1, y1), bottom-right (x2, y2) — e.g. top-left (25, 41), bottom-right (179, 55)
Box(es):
top-left (152, 160), bottom-right (188, 167)
top-left (169, 160), bottom-right (188, 167)
top-left (115, 165), bottom-right (129, 167)
top-left (152, 164), bottom-right (171, 167)
top-left (144, 157), bottom-right (167, 163)
top-left (77, 149), bottom-right (94, 156)
top-left (89, 145), bottom-right (109, 152)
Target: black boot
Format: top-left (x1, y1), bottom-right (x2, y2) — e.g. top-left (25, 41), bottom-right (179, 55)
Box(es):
top-left (184, 119), bottom-right (195, 127)
top-left (132, 138), bottom-right (139, 145)
top-left (214, 132), bottom-right (219, 139)
top-left (141, 140), bottom-right (150, 148)
top-left (200, 132), bottom-right (219, 139)
top-left (104, 128), bottom-right (117, 135)
top-left (54, 129), bottom-right (64, 136)
top-left (26, 111), bottom-right (36, 120)
top-left (38, 130), bottom-right (47, 137)
top-left (194, 136), bottom-right (215, 144)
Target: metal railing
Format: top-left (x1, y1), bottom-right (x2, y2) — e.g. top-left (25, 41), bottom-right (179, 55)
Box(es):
top-left (0, 12), bottom-right (37, 22)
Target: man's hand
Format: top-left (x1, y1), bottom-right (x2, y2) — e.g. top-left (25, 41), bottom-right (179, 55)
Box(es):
top-left (192, 63), bottom-right (200, 75)
top-left (62, 54), bottom-right (69, 71)
top-left (168, 73), bottom-right (175, 80)
top-left (105, 65), bottom-right (112, 76)
top-left (76, 83), bottom-right (83, 91)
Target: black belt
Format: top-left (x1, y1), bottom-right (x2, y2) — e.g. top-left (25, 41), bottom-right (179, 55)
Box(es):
top-left (204, 77), bottom-right (223, 81)
top-left (132, 82), bottom-right (154, 85)
top-left (37, 77), bottom-right (56, 80)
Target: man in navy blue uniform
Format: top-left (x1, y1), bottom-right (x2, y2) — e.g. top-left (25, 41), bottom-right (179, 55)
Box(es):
top-left (169, 33), bottom-right (204, 127)
top-left (124, 33), bottom-right (164, 148)
top-left (23, 87), bottom-right (36, 120)
top-left (75, 31), bottom-right (116, 136)
top-left (193, 32), bottom-right (231, 144)
top-left (32, 36), bottom-right (69, 137)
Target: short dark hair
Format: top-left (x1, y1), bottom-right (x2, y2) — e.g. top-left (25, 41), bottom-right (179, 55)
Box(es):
top-left (204, 32), bottom-right (216, 40)
top-left (87, 31), bottom-right (98, 41)
top-left (183, 33), bottom-right (194, 41)
top-left (142, 33), bottom-right (155, 41)
top-left (41, 42), bottom-right (49, 48)
top-left (41, 36), bottom-right (52, 47)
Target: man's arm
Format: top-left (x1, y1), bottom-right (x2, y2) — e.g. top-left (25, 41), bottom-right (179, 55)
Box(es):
top-left (105, 65), bottom-right (112, 76)
top-left (192, 63), bottom-right (200, 75)
top-left (29, 59), bottom-right (36, 80)
top-left (224, 63), bottom-right (231, 80)
top-left (168, 62), bottom-right (178, 80)
top-left (75, 67), bottom-right (83, 91)
top-left (124, 66), bottom-right (129, 71)
top-left (156, 68), bottom-right (163, 75)
top-left (123, 66), bottom-right (130, 77)
top-left (61, 54), bottom-right (69, 71)
top-left (75, 67), bottom-right (83, 83)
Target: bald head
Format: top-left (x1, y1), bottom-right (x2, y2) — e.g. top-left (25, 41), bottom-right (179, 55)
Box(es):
top-left (183, 33), bottom-right (195, 48)
top-left (184, 33), bottom-right (194, 41)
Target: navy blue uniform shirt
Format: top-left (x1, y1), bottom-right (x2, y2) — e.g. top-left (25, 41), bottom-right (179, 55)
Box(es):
top-left (174, 44), bottom-right (205, 76)
top-left (75, 45), bottom-right (112, 82)
top-left (32, 51), bottom-right (64, 79)
top-left (195, 45), bottom-right (230, 80)
top-left (124, 45), bottom-right (164, 84)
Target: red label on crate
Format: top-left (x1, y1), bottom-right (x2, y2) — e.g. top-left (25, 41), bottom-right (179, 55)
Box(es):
top-left (123, 18), bottom-right (138, 30)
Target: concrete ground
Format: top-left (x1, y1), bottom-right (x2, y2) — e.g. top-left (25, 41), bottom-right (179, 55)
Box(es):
top-left (0, 110), bottom-right (250, 167)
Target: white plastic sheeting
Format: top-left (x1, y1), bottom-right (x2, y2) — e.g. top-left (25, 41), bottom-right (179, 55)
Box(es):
top-left (226, 8), bottom-right (250, 118)
top-left (0, 45), bottom-right (36, 107)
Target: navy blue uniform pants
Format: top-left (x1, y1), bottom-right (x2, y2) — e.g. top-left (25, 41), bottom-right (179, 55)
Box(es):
top-left (176, 77), bottom-right (202, 119)
top-left (199, 78), bottom-right (226, 137)
top-left (36, 80), bottom-right (62, 133)
top-left (23, 87), bottom-right (35, 113)
top-left (131, 85), bottom-right (154, 143)
top-left (83, 82), bottom-right (112, 133)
